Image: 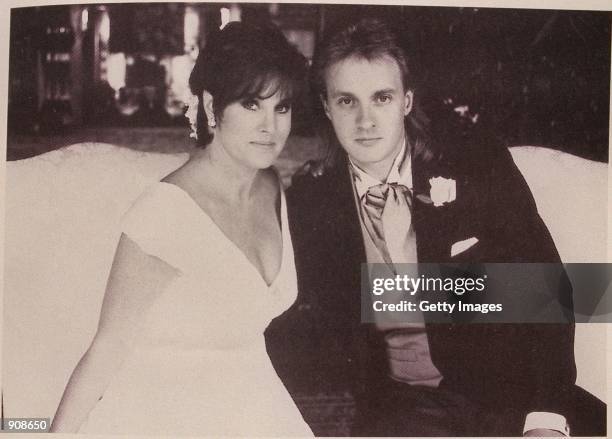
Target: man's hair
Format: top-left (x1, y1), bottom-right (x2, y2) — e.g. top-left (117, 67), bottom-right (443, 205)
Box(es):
top-left (312, 18), bottom-right (413, 99)
top-left (311, 17), bottom-right (434, 166)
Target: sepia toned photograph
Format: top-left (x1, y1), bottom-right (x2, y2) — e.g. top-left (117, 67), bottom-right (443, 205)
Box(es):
top-left (2, 1), bottom-right (610, 436)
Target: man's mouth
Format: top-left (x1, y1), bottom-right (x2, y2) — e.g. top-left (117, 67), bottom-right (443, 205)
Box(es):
top-left (355, 137), bottom-right (382, 146)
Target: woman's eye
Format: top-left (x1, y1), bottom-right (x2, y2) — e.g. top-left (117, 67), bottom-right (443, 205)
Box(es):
top-left (276, 104), bottom-right (291, 114)
top-left (242, 100), bottom-right (259, 111)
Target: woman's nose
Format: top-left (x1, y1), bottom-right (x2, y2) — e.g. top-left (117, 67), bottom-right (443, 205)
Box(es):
top-left (259, 109), bottom-right (276, 133)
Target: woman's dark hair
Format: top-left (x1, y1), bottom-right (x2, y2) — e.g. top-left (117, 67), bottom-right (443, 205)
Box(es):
top-left (311, 17), bottom-right (436, 165)
top-left (189, 21), bottom-right (307, 147)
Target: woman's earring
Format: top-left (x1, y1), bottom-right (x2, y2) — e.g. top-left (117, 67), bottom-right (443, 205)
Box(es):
top-left (202, 91), bottom-right (216, 128)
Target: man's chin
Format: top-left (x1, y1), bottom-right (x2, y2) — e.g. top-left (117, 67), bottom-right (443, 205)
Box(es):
top-left (347, 150), bottom-right (394, 167)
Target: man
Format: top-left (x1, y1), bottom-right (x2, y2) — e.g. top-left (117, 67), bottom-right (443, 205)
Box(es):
top-left (266, 18), bottom-right (604, 436)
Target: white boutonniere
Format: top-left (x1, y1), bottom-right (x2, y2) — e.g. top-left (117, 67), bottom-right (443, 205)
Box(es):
top-left (416, 177), bottom-right (456, 207)
top-left (185, 94), bottom-right (199, 140)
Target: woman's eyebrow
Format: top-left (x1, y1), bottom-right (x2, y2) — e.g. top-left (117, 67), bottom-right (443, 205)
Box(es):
top-left (276, 98), bottom-right (293, 106)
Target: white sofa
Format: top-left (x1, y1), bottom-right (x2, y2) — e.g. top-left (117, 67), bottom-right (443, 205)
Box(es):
top-left (508, 146), bottom-right (608, 408)
top-left (3, 143), bottom-right (608, 421)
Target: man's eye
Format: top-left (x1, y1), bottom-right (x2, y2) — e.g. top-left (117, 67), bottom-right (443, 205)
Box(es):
top-left (242, 100), bottom-right (258, 111)
top-left (337, 97), bottom-right (353, 106)
top-left (276, 104), bottom-right (291, 114)
top-left (377, 95), bottom-right (392, 103)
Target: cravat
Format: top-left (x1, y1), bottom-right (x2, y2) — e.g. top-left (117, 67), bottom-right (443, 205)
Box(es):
top-left (358, 172), bottom-right (441, 387)
top-left (361, 182), bottom-right (417, 265)
top-left (362, 183), bottom-right (440, 385)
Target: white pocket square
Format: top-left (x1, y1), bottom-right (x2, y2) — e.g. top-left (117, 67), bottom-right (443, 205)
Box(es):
top-left (451, 237), bottom-right (479, 257)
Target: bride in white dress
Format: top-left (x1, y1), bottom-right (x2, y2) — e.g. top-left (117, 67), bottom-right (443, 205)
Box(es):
top-left (50, 21), bottom-right (312, 436)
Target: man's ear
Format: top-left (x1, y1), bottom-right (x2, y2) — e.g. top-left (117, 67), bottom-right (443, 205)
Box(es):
top-left (202, 90), bottom-right (215, 123)
top-left (404, 90), bottom-right (414, 116)
top-left (321, 95), bottom-right (331, 121)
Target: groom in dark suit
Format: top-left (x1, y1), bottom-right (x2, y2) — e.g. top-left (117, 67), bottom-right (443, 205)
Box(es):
top-left (266, 17), bottom-right (605, 437)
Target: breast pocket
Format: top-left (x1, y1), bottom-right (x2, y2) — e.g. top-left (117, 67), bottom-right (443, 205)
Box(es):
top-left (450, 236), bottom-right (482, 261)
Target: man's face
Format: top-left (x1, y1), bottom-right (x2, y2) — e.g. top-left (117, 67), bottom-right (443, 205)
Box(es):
top-left (323, 55), bottom-right (413, 179)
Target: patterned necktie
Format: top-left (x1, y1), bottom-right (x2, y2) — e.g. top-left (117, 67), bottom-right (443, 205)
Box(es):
top-left (361, 182), bottom-right (418, 265)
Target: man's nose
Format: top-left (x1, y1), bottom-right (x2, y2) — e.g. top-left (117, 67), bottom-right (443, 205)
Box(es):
top-left (356, 104), bottom-right (375, 129)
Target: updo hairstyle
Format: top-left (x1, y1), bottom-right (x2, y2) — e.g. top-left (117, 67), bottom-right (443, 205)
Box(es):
top-left (189, 21), bottom-right (307, 147)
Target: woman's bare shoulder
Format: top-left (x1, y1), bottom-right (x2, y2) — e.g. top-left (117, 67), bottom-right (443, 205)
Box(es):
top-left (96, 234), bottom-right (178, 341)
top-left (159, 162), bottom-right (205, 203)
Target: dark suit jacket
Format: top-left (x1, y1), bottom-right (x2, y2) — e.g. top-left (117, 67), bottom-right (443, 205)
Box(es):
top-left (266, 136), bottom-right (578, 432)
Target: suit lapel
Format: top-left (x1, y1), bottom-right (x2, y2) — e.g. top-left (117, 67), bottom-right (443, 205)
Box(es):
top-left (321, 154), bottom-right (366, 292)
top-left (322, 155), bottom-right (389, 383)
top-left (411, 153), bottom-right (455, 262)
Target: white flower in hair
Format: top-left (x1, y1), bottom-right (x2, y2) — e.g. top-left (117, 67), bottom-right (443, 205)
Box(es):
top-left (185, 94), bottom-right (199, 140)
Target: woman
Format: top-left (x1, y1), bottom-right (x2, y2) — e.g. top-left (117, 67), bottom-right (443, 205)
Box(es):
top-left (50, 21), bottom-right (312, 436)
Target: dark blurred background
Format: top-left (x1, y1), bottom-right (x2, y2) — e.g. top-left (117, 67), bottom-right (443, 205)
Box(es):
top-left (7, 3), bottom-right (610, 163)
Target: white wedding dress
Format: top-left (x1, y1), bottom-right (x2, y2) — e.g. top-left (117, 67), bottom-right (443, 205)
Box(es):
top-left (78, 181), bottom-right (312, 436)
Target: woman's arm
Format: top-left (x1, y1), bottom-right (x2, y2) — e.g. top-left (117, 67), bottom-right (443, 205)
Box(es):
top-left (50, 234), bottom-right (177, 432)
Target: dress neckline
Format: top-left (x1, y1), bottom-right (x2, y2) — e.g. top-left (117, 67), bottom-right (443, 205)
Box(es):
top-left (157, 181), bottom-right (286, 289)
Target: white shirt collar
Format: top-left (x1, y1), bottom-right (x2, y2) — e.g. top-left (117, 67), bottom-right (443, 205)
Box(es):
top-left (350, 139), bottom-right (412, 198)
